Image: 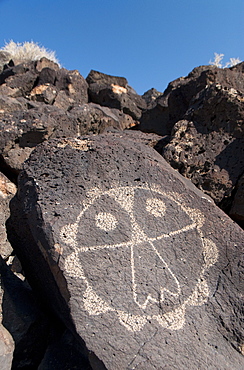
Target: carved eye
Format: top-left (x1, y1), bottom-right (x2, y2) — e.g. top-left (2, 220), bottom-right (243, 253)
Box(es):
top-left (146, 198), bottom-right (166, 217)
top-left (134, 188), bottom-right (192, 238)
top-left (75, 194), bottom-right (132, 248)
top-left (95, 212), bottom-right (118, 231)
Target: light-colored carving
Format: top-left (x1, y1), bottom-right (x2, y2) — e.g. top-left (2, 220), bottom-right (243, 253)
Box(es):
top-left (61, 184), bottom-right (218, 332)
top-left (95, 212), bottom-right (118, 231)
top-left (146, 198), bottom-right (166, 217)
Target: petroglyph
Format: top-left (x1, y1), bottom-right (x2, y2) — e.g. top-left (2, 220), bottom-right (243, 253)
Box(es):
top-left (61, 183), bottom-right (218, 332)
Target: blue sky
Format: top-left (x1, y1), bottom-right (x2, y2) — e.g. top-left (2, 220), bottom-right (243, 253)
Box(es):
top-left (0, 0), bottom-right (243, 94)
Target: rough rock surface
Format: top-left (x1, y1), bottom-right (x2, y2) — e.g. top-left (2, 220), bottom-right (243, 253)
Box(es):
top-left (162, 118), bottom-right (244, 208)
top-left (8, 133), bottom-right (244, 369)
top-left (141, 88), bottom-right (163, 108)
top-left (230, 174), bottom-right (244, 227)
top-left (138, 63), bottom-right (244, 135)
top-left (0, 256), bottom-right (50, 369)
top-left (1, 55), bottom-right (244, 368)
top-left (0, 61), bottom-right (139, 182)
top-left (0, 173), bottom-right (16, 258)
top-left (0, 276), bottom-right (14, 370)
top-left (136, 63), bottom-right (244, 221)
top-left (70, 103), bottom-right (136, 135)
top-left (86, 70), bottom-right (147, 120)
top-left (0, 51), bottom-right (12, 73)
top-left (0, 323), bottom-right (14, 370)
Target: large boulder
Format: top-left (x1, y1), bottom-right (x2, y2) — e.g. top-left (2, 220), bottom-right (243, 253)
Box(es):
top-left (0, 58), bottom-right (89, 107)
top-left (0, 62), bottom-right (138, 182)
top-left (0, 102), bottom-right (138, 182)
top-left (70, 103), bottom-right (136, 135)
top-left (86, 70), bottom-right (147, 120)
top-left (138, 63), bottom-right (244, 135)
top-left (0, 105), bottom-right (79, 180)
top-left (7, 132), bottom-right (244, 369)
top-left (136, 63), bottom-right (244, 220)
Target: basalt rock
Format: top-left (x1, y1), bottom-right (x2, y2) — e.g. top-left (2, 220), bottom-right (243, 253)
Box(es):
top-left (7, 132), bottom-right (244, 369)
top-left (0, 58), bottom-right (89, 107)
top-left (230, 174), bottom-right (244, 228)
top-left (162, 118), bottom-right (244, 208)
top-left (0, 51), bottom-right (12, 74)
top-left (0, 324), bottom-right (14, 370)
top-left (1, 55), bottom-right (244, 369)
top-left (0, 173), bottom-right (16, 258)
top-left (141, 87), bottom-right (163, 108)
top-left (135, 63), bottom-right (244, 220)
top-left (86, 70), bottom-right (147, 120)
top-left (138, 63), bottom-right (244, 135)
top-left (70, 103), bottom-right (136, 135)
top-left (0, 102), bottom-right (138, 182)
top-left (0, 62), bottom-right (138, 182)
top-left (0, 269), bottom-right (14, 370)
top-left (0, 257), bottom-right (50, 369)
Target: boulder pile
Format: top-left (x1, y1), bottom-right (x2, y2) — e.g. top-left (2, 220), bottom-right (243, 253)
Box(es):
top-left (0, 54), bottom-right (243, 369)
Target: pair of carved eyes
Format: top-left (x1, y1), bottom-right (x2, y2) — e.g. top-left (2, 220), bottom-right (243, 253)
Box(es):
top-left (95, 198), bottom-right (166, 232)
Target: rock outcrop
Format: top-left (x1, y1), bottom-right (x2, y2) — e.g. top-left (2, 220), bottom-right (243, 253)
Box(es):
top-left (7, 134), bottom-right (244, 369)
top-left (138, 63), bottom-right (244, 223)
top-left (0, 55), bottom-right (243, 368)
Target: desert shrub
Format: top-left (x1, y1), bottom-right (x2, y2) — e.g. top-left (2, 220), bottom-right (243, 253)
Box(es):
top-left (0, 40), bottom-right (60, 65)
top-left (209, 53), bottom-right (241, 68)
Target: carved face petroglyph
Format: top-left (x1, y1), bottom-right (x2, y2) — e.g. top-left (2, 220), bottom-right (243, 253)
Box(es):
top-left (60, 183), bottom-right (218, 332)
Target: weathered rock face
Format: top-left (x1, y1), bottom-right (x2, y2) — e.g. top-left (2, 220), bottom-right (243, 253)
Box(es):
top-left (162, 118), bottom-right (244, 207)
top-left (1, 55), bottom-right (244, 368)
top-left (8, 133), bottom-right (244, 369)
top-left (0, 257), bottom-right (50, 369)
top-left (0, 51), bottom-right (12, 74)
top-left (0, 173), bottom-right (16, 258)
top-left (230, 174), bottom-right (244, 228)
top-left (0, 275), bottom-right (14, 370)
top-left (0, 61), bottom-right (140, 183)
top-left (136, 63), bottom-right (244, 222)
top-left (70, 103), bottom-right (136, 135)
top-left (141, 87), bottom-right (163, 108)
top-left (138, 63), bottom-right (244, 135)
top-left (86, 70), bottom-right (147, 120)
top-left (0, 323), bottom-right (14, 370)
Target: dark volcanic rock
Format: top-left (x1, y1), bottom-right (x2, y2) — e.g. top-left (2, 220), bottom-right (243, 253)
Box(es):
top-left (230, 174), bottom-right (244, 227)
top-left (8, 132), bottom-right (244, 369)
top-left (162, 119), bottom-right (244, 207)
top-left (138, 63), bottom-right (244, 136)
top-left (0, 257), bottom-right (50, 369)
top-left (0, 105), bottom-right (81, 179)
top-left (86, 70), bottom-right (147, 120)
top-left (0, 272), bottom-right (14, 370)
top-left (70, 103), bottom-right (136, 135)
top-left (0, 51), bottom-right (12, 74)
top-left (0, 173), bottom-right (16, 258)
top-left (141, 87), bottom-right (163, 108)
top-left (38, 328), bottom-right (92, 370)
top-left (0, 324), bottom-right (14, 370)
top-left (136, 63), bottom-right (244, 219)
top-left (0, 58), bottom-right (88, 107)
